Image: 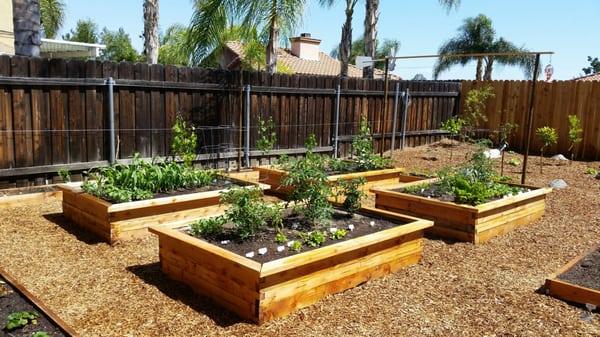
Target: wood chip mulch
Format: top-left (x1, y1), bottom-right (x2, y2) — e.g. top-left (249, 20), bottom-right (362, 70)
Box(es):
top-left (1, 141), bottom-right (599, 336)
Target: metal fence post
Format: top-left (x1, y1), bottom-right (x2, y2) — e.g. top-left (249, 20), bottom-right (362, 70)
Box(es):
top-left (244, 84), bottom-right (251, 167)
top-left (390, 82), bottom-right (400, 157)
top-left (106, 77), bottom-right (116, 164)
top-left (400, 88), bottom-right (410, 150)
top-left (333, 84), bottom-right (341, 158)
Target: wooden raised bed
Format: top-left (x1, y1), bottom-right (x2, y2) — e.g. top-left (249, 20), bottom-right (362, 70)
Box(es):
top-left (254, 166), bottom-right (425, 197)
top-left (545, 243), bottom-right (600, 307)
top-left (372, 181), bottom-right (552, 244)
top-left (149, 207), bottom-right (433, 324)
top-left (0, 186), bottom-right (62, 209)
top-left (58, 179), bottom-right (269, 244)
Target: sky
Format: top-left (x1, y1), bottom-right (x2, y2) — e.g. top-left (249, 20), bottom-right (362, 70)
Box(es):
top-left (60, 0), bottom-right (599, 80)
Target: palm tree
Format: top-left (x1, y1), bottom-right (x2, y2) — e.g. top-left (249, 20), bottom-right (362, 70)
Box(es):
top-left (39, 0), bottom-right (65, 39)
top-left (143, 0), bottom-right (159, 64)
top-left (362, 0), bottom-right (460, 78)
top-left (433, 14), bottom-right (534, 80)
top-left (330, 37), bottom-right (399, 72)
top-left (12, 0), bottom-right (42, 56)
top-left (158, 24), bottom-right (191, 66)
top-left (320, 0), bottom-right (358, 77)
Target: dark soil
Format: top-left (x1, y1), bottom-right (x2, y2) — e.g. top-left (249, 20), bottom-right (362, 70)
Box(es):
top-left (0, 186), bottom-right (56, 197)
top-left (152, 178), bottom-right (249, 199)
top-left (394, 182), bottom-right (529, 205)
top-left (186, 209), bottom-right (407, 264)
top-left (0, 276), bottom-right (66, 337)
top-left (558, 247), bottom-right (600, 291)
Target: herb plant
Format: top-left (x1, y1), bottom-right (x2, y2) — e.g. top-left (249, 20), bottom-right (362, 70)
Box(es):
top-left (290, 240), bottom-right (303, 252)
top-left (536, 126), bottom-right (558, 173)
top-left (330, 228), bottom-right (348, 240)
top-left (171, 113), bottom-right (197, 167)
top-left (567, 115), bottom-right (583, 162)
top-left (58, 168), bottom-right (71, 183)
top-left (4, 311), bottom-right (38, 331)
top-left (300, 231), bottom-right (326, 247)
top-left (256, 115), bottom-right (277, 155)
top-left (275, 230), bottom-right (288, 244)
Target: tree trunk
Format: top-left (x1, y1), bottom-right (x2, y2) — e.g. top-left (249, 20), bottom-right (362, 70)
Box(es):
top-left (483, 56), bottom-right (494, 80)
top-left (143, 0), bottom-right (159, 64)
top-left (339, 0), bottom-right (356, 77)
top-left (266, 0), bottom-right (279, 74)
top-left (363, 0), bottom-right (379, 79)
top-left (12, 0), bottom-right (41, 57)
top-left (475, 57), bottom-right (483, 81)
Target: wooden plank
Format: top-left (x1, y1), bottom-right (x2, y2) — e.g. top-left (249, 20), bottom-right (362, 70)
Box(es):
top-left (134, 63), bottom-right (151, 157)
top-left (10, 56), bottom-right (33, 167)
top-left (150, 64), bottom-right (165, 157)
top-left (66, 60), bottom-right (86, 163)
top-left (117, 62), bottom-right (135, 158)
top-left (164, 65), bottom-right (179, 154)
top-left (29, 58), bottom-right (51, 166)
top-left (0, 190), bottom-right (61, 209)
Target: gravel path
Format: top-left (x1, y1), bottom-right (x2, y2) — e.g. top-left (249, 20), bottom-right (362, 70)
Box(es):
top-left (1, 141), bottom-right (599, 336)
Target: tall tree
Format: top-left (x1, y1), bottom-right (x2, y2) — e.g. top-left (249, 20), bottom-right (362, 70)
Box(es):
top-left (39, 0), bottom-right (65, 38)
top-left (12, 0), bottom-right (42, 56)
top-left (330, 37), bottom-right (400, 72)
top-left (62, 19), bottom-right (99, 43)
top-left (582, 56), bottom-right (600, 75)
top-left (320, 0), bottom-right (358, 77)
top-left (100, 27), bottom-right (141, 62)
top-left (433, 14), bottom-right (533, 80)
top-left (158, 24), bottom-right (191, 66)
top-left (143, 0), bottom-right (159, 64)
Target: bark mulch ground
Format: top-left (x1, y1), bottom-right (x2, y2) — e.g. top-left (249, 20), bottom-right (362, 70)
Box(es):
top-left (0, 140), bottom-right (599, 336)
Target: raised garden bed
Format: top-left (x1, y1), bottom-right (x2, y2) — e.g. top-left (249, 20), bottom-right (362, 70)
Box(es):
top-left (254, 165), bottom-right (426, 197)
top-left (0, 185), bottom-right (62, 209)
top-left (545, 243), bottom-right (600, 308)
top-left (149, 207), bottom-right (432, 324)
top-left (372, 180), bottom-right (552, 244)
top-left (58, 177), bottom-right (269, 245)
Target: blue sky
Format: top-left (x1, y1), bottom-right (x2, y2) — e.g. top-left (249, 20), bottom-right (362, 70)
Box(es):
top-left (61, 0), bottom-right (599, 80)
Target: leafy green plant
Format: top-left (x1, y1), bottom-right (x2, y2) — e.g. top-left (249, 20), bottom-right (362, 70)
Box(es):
top-left (330, 228), bottom-right (348, 240)
top-left (290, 240), bottom-right (302, 252)
top-left (507, 158), bottom-right (521, 166)
top-left (568, 115), bottom-right (583, 162)
top-left (299, 231), bottom-right (326, 248)
top-left (58, 168), bottom-right (71, 183)
top-left (275, 230), bottom-right (288, 244)
top-left (536, 126), bottom-right (558, 173)
top-left (440, 116), bottom-right (465, 161)
top-left (585, 167), bottom-right (598, 176)
top-left (335, 178), bottom-right (366, 215)
top-left (4, 311), bottom-right (38, 331)
top-left (351, 117), bottom-right (392, 171)
top-left (256, 115), bottom-right (277, 155)
top-left (171, 113), bottom-right (197, 167)
top-left (32, 332), bottom-right (51, 337)
top-left (190, 216), bottom-right (226, 239)
top-left (461, 85), bottom-right (494, 140)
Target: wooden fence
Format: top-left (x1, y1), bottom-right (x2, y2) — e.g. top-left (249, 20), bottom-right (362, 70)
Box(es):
top-left (461, 80), bottom-right (600, 160)
top-left (0, 55), bottom-right (460, 186)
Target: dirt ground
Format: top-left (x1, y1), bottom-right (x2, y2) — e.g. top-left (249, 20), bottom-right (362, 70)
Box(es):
top-left (1, 141), bottom-right (599, 337)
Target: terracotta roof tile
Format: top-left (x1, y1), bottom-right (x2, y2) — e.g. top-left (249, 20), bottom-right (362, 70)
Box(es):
top-left (574, 72), bottom-right (600, 81)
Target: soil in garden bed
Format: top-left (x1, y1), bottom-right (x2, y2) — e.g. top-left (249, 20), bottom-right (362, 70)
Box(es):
top-left (0, 186), bottom-right (56, 197)
top-left (151, 178), bottom-right (249, 199)
top-left (394, 183), bottom-right (529, 205)
top-left (558, 247), bottom-right (600, 291)
top-left (0, 276), bottom-right (66, 337)
top-left (185, 209), bottom-right (406, 264)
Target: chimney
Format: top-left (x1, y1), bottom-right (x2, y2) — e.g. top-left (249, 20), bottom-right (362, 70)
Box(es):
top-left (290, 33), bottom-right (321, 61)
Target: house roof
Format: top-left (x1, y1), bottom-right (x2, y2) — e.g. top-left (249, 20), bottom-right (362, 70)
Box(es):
top-left (224, 41), bottom-right (395, 79)
top-left (40, 39), bottom-right (106, 59)
top-left (573, 72), bottom-right (600, 81)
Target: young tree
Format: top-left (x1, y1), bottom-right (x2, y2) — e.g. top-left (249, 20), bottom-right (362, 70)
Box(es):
top-left (12, 0), bottom-right (42, 56)
top-left (567, 115), bottom-right (583, 162)
top-left (461, 85), bottom-right (495, 140)
top-left (158, 24), bottom-right (190, 66)
top-left (143, 0), bottom-right (159, 64)
top-left (40, 0), bottom-right (65, 38)
top-left (536, 126), bottom-right (558, 173)
top-left (100, 28), bottom-right (141, 62)
top-left (440, 116), bottom-right (465, 161)
top-left (63, 19), bottom-right (99, 43)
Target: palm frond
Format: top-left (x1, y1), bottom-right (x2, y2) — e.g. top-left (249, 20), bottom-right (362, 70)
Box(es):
top-left (40, 0), bottom-right (65, 39)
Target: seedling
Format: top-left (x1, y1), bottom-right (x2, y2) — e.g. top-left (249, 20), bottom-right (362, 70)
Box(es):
top-left (507, 158), bottom-right (521, 166)
top-left (536, 126), bottom-right (558, 173)
top-left (290, 240), bottom-right (302, 252)
top-left (275, 231), bottom-right (288, 244)
top-left (32, 332), bottom-right (51, 337)
top-left (300, 231), bottom-right (326, 248)
top-left (4, 311), bottom-right (39, 331)
top-left (568, 115), bottom-right (583, 162)
top-left (330, 228), bottom-right (348, 240)
top-left (585, 167), bottom-right (598, 176)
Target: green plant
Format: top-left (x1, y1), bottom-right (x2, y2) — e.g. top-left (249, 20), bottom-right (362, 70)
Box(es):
top-left (171, 113), bottom-right (197, 167)
top-left (461, 85), bottom-right (494, 140)
top-left (351, 117), bottom-right (392, 171)
top-left (330, 228), bottom-right (348, 240)
top-left (58, 168), bottom-right (71, 183)
top-left (32, 332), bottom-right (52, 337)
top-left (536, 126), bottom-right (558, 173)
top-left (290, 240), bottom-right (302, 252)
top-left (275, 230), bottom-right (288, 244)
top-left (336, 178), bottom-right (366, 215)
top-left (498, 122), bottom-right (518, 175)
top-left (440, 116), bottom-right (465, 161)
top-left (507, 158), bottom-right (521, 166)
top-left (585, 167), bottom-right (598, 176)
top-left (190, 215), bottom-right (226, 239)
top-left (256, 115), bottom-right (277, 154)
top-left (328, 158), bottom-right (350, 173)
top-left (568, 115), bottom-right (583, 162)
top-left (300, 230), bottom-right (326, 248)
top-left (4, 311), bottom-right (38, 331)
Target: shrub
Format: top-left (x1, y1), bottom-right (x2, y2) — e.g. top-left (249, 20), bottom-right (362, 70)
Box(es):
top-left (440, 116), bottom-right (465, 161)
top-left (462, 85), bottom-right (494, 140)
top-left (256, 115), bottom-right (277, 155)
top-left (536, 126), bottom-right (558, 173)
top-left (351, 117), bottom-right (392, 171)
top-left (335, 177), bottom-right (366, 215)
top-left (568, 115), bottom-right (583, 161)
top-left (171, 113), bottom-right (197, 167)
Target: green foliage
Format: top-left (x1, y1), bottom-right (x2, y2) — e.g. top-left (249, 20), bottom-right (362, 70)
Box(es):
top-left (32, 332), bottom-right (52, 337)
top-left (82, 154), bottom-right (216, 203)
top-left (5, 311), bottom-right (38, 331)
top-left (582, 56), bottom-right (600, 75)
top-left (568, 115), bottom-right (583, 159)
top-left (499, 122), bottom-right (518, 143)
top-left (336, 178), bottom-right (366, 215)
top-left (100, 27), bottom-right (142, 62)
top-left (402, 183), bottom-right (431, 195)
top-left (158, 24), bottom-right (191, 66)
top-left (330, 228), bottom-right (348, 240)
top-left (275, 231), bottom-right (288, 244)
top-left (40, 0), bottom-right (65, 39)
top-left (507, 158), bottom-right (521, 166)
top-left (462, 86), bottom-right (494, 139)
top-left (351, 117), bottom-right (392, 171)
top-left (585, 167), bottom-right (598, 176)
top-left (256, 116), bottom-right (277, 154)
top-left (330, 37), bottom-right (401, 71)
top-left (58, 168), bottom-right (71, 183)
top-left (440, 117), bottom-right (465, 137)
top-left (328, 158), bottom-right (350, 173)
top-left (290, 240), bottom-right (303, 252)
top-left (62, 19), bottom-right (99, 43)
top-left (299, 231), bottom-right (326, 248)
top-left (536, 126), bottom-right (558, 151)
top-left (189, 216), bottom-right (226, 239)
top-left (171, 113), bottom-right (197, 167)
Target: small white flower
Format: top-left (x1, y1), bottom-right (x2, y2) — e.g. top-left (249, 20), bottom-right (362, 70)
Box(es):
top-left (277, 245), bottom-right (285, 252)
top-left (287, 240), bottom-right (295, 247)
top-left (245, 251), bottom-right (255, 258)
top-left (348, 224), bottom-right (355, 231)
top-left (258, 248), bottom-right (268, 255)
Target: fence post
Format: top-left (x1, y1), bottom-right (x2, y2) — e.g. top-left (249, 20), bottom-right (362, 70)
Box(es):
top-left (244, 84), bottom-right (251, 167)
top-left (333, 84), bottom-right (341, 158)
top-left (390, 82), bottom-right (400, 157)
top-left (400, 88), bottom-right (410, 150)
top-left (106, 77), bottom-right (116, 164)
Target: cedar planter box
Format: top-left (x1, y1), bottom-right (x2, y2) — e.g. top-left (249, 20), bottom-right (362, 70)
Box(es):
top-left (372, 182), bottom-right (552, 244)
top-left (58, 179), bottom-right (269, 244)
top-left (149, 207), bottom-right (433, 324)
top-left (545, 243), bottom-right (600, 307)
top-left (0, 185), bottom-right (62, 209)
top-left (254, 166), bottom-right (425, 198)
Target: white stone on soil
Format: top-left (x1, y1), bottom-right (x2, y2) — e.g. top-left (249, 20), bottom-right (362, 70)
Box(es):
top-left (369, 221), bottom-right (375, 227)
top-left (245, 251), bottom-right (255, 258)
top-left (258, 247), bottom-right (268, 255)
top-left (220, 240), bottom-right (230, 245)
top-left (347, 224), bottom-right (355, 231)
top-left (287, 240), bottom-right (295, 247)
top-left (277, 245), bottom-right (285, 252)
